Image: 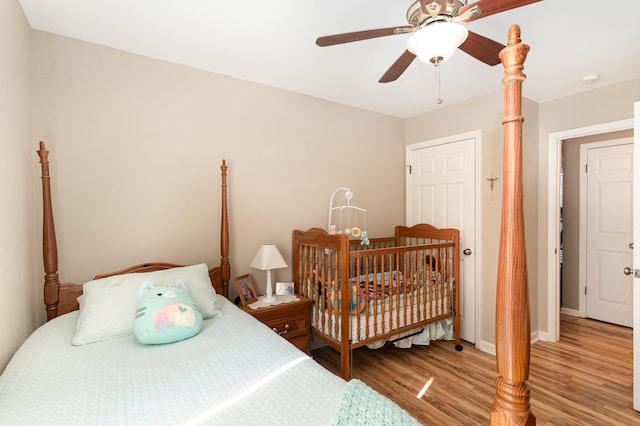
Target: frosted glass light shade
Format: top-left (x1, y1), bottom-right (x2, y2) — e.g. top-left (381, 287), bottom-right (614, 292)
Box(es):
top-left (406, 22), bottom-right (469, 64)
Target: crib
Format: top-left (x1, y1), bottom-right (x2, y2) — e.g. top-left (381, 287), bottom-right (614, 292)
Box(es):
top-left (292, 223), bottom-right (461, 380)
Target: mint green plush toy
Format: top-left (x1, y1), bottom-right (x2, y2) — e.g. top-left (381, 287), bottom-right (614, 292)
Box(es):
top-left (134, 280), bottom-right (203, 345)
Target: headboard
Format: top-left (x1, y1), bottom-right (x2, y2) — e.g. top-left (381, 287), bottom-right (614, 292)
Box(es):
top-left (37, 141), bottom-right (230, 320)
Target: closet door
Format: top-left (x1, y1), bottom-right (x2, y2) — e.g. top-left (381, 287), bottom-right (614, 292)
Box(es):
top-left (406, 132), bottom-right (478, 344)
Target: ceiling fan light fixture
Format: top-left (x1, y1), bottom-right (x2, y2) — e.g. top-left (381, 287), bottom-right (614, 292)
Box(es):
top-left (406, 22), bottom-right (469, 64)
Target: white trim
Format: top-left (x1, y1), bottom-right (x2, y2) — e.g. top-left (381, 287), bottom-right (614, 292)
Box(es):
top-left (405, 130), bottom-right (481, 346)
top-left (578, 143), bottom-right (588, 318)
top-left (480, 329), bottom-right (540, 356)
top-left (546, 119), bottom-right (633, 343)
top-left (478, 340), bottom-right (496, 356)
top-left (530, 330), bottom-right (541, 344)
top-left (560, 307), bottom-right (581, 317)
top-left (632, 102), bottom-right (640, 411)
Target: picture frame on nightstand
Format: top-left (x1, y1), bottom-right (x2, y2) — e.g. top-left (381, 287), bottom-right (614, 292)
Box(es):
top-left (275, 282), bottom-right (294, 295)
top-left (235, 274), bottom-right (258, 306)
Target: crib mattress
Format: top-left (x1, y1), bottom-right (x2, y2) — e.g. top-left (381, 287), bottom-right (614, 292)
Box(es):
top-left (313, 287), bottom-right (454, 348)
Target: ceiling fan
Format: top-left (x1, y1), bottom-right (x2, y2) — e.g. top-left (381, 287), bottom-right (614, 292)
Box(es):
top-left (316, 0), bottom-right (542, 83)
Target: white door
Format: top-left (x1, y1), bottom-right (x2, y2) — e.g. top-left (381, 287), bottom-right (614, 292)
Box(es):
top-left (406, 132), bottom-right (477, 344)
top-left (632, 101), bottom-right (639, 411)
top-left (584, 141), bottom-right (633, 327)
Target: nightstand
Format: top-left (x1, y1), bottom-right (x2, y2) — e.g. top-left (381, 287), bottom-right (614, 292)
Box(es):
top-left (242, 295), bottom-right (313, 354)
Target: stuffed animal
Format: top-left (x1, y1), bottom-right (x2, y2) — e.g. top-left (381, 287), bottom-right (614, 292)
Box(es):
top-left (134, 280), bottom-right (203, 345)
top-left (327, 279), bottom-right (366, 315)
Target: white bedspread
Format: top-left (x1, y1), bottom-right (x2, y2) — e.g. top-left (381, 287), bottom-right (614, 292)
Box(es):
top-left (0, 298), bottom-right (353, 425)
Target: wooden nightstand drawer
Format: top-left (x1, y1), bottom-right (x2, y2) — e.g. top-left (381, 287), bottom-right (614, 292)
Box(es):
top-left (267, 314), bottom-right (308, 339)
top-left (242, 295), bottom-right (312, 354)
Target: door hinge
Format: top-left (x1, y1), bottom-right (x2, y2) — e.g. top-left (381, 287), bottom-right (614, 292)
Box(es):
top-left (407, 165), bottom-right (412, 174)
top-left (584, 286), bottom-right (587, 295)
top-left (585, 164), bottom-right (588, 173)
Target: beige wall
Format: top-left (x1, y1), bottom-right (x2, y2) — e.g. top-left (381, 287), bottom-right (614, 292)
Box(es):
top-left (404, 92), bottom-right (540, 348)
top-left (0, 2), bottom-right (34, 371)
top-left (30, 31), bottom-right (405, 324)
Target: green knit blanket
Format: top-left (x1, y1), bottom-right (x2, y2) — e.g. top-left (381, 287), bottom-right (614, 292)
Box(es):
top-left (332, 379), bottom-right (422, 425)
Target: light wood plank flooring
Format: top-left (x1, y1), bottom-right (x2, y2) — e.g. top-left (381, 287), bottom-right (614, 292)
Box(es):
top-left (312, 315), bottom-right (639, 425)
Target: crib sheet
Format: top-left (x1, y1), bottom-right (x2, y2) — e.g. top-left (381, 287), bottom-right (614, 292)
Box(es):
top-left (313, 285), bottom-right (454, 348)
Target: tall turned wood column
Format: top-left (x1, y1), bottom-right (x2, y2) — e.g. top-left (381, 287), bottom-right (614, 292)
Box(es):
top-left (219, 159), bottom-right (230, 299)
top-left (490, 25), bottom-right (536, 426)
top-left (37, 141), bottom-right (61, 321)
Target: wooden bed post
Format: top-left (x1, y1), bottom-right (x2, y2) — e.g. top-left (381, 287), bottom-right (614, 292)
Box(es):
top-left (338, 233), bottom-right (352, 380)
top-left (491, 25), bottom-right (535, 425)
top-left (37, 141), bottom-right (61, 321)
top-left (220, 160), bottom-right (230, 299)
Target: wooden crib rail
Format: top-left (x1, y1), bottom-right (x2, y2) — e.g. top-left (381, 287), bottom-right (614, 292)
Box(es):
top-left (349, 237), bottom-right (395, 252)
top-left (395, 224), bottom-right (460, 245)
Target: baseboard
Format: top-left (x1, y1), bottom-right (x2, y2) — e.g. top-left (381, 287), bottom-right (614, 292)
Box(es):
top-left (530, 329), bottom-right (540, 344)
top-left (478, 340), bottom-right (496, 356)
top-left (479, 328), bottom-right (542, 355)
top-left (560, 307), bottom-right (581, 317)
top-left (537, 329), bottom-right (549, 342)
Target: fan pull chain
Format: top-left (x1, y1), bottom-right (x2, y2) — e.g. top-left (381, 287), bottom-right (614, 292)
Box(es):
top-left (432, 56), bottom-right (443, 104)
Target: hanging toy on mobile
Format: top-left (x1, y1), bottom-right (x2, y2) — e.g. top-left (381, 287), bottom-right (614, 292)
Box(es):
top-left (327, 186), bottom-right (369, 246)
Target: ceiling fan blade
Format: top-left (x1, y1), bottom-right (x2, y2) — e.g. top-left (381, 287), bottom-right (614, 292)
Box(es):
top-left (458, 31), bottom-right (505, 66)
top-left (459, 0), bottom-right (542, 23)
top-left (316, 25), bottom-right (414, 47)
top-left (379, 50), bottom-right (417, 83)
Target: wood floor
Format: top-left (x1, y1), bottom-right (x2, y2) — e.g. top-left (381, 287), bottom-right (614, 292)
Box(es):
top-left (312, 315), bottom-right (639, 425)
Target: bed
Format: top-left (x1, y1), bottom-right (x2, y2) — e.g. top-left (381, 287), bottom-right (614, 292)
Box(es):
top-left (0, 143), bottom-right (420, 425)
top-left (292, 224), bottom-right (462, 380)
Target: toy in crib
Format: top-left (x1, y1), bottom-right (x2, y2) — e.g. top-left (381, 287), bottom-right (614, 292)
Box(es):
top-left (329, 279), bottom-right (366, 314)
top-left (360, 231), bottom-right (369, 246)
top-left (327, 186), bottom-right (369, 246)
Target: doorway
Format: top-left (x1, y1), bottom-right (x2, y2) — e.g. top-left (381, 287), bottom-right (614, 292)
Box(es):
top-left (546, 119), bottom-right (634, 342)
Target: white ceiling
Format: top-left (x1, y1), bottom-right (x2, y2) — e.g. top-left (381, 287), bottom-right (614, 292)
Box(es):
top-left (18, 0), bottom-right (640, 118)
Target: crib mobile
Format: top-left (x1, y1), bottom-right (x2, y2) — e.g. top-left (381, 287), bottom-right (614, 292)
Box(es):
top-left (327, 187), bottom-right (370, 246)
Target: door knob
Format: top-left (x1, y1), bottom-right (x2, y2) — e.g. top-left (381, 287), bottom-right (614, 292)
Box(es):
top-left (624, 267), bottom-right (633, 276)
top-left (463, 248), bottom-right (472, 256)
top-left (630, 242), bottom-right (634, 250)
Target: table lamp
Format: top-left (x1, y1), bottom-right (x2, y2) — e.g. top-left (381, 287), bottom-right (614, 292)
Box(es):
top-left (250, 244), bottom-right (288, 302)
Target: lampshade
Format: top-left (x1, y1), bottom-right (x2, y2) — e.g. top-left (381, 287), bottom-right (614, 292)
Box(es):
top-left (250, 244), bottom-right (287, 303)
top-left (406, 22), bottom-right (469, 64)
top-left (250, 244), bottom-right (287, 270)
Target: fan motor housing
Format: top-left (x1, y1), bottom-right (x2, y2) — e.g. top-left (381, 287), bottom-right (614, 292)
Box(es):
top-left (407, 0), bottom-right (465, 26)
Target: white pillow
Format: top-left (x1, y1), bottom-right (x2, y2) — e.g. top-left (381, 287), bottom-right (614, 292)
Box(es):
top-left (72, 263), bottom-right (223, 346)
